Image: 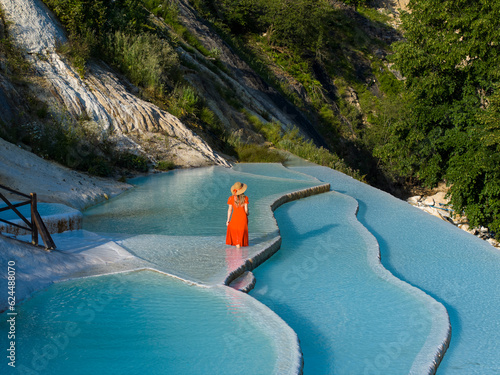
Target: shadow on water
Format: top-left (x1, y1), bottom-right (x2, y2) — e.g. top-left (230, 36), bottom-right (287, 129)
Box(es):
top-left (259, 287), bottom-right (335, 373)
top-left (355, 198), bottom-right (463, 344)
top-left (276, 203), bottom-right (339, 245)
top-left (249, 230), bottom-right (280, 245)
top-left (252, 203), bottom-right (339, 374)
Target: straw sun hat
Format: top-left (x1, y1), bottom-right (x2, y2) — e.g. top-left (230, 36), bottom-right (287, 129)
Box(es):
top-left (231, 182), bottom-right (247, 195)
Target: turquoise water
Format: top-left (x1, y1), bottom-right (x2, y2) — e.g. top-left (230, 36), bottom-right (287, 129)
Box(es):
top-left (4, 162), bottom-right (498, 374)
top-left (290, 166), bottom-right (500, 374)
top-left (1, 271), bottom-right (285, 374)
top-left (84, 166), bottom-right (318, 237)
top-left (82, 165), bottom-right (322, 284)
top-left (231, 163), bottom-right (318, 181)
top-left (82, 164), bottom-right (447, 373)
top-left (0, 202), bottom-right (76, 221)
top-left (251, 191), bottom-right (447, 374)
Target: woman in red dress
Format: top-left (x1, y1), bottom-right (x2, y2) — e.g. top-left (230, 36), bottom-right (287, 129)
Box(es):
top-left (226, 182), bottom-right (249, 248)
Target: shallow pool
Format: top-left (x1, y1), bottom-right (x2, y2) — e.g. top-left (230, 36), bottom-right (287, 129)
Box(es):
top-left (290, 166), bottom-right (500, 374)
top-left (251, 191), bottom-right (448, 374)
top-left (83, 165), bottom-right (323, 284)
top-left (4, 162), bottom-right (498, 374)
top-left (84, 165), bottom-right (319, 237)
top-left (82, 164), bottom-right (449, 373)
top-left (0, 270), bottom-right (300, 374)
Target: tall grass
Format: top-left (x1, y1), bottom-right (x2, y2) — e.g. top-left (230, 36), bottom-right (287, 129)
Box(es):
top-left (167, 85), bottom-right (199, 117)
top-left (226, 133), bottom-right (285, 163)
top-left (103, 31), bottom-right (180, 97)
top-left (244, 110), bottom-right (363, 179)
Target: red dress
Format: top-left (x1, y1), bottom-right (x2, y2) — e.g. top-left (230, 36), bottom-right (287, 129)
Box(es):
top-left (226, 195), bottom-right (249, 246)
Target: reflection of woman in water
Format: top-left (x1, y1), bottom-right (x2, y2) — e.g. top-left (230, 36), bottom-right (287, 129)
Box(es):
top-left (226, 182), bottom-right (249, 248)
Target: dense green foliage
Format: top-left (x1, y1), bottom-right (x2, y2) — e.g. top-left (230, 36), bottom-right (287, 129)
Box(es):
top-left (103, 30), bottom-right (179, 96)
top-left (375, 0), bottom-right (500, 234)
top-left (156, 160), bottom-right (176, 171)
top-left (234, 143), bottom-right (286, 163)
top-left (44, 0), bottom-right (180, 92)
top-left (446, 87), bottom-right (500, 233)
top-left (245, 112), bottom-right (363, 178)
top-left (192, 0), bottom-right (399, 181)
top-left (7, 0), bottom-right (497, 232)
top-left (2, 111), bottom-right (149, 176)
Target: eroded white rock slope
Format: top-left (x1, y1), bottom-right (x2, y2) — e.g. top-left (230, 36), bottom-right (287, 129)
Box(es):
top-left (0, 0), bottom-right (228, 168)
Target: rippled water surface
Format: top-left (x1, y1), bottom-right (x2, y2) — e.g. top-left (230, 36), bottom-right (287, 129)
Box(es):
top-left (4, 162), bottom-right (498, 374)
top-left (84, 166), bottom-right (318, 237)
top-left (251, 192), bottom-right (444, 374)
top-left (291, 166), bottom-right (500, 375)
top-left (2, 271), bottom-right (280, 374)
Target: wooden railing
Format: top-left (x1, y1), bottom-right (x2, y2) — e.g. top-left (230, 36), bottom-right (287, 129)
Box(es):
top-left (0, 184), bottom-right (56, 250)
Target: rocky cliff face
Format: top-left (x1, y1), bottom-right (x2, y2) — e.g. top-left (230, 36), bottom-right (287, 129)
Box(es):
top-left (0, 0), bottom-right (333, 172)
top-left (173, 0), bottom-right (327, 147)
top-left (0, 0), bottom-right (229, 168)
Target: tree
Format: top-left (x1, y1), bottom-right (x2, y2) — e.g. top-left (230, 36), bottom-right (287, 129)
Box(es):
top-left (342, 0), bottom-right (367, 11)
top-left (202, 0), bottom-right (268, 34)
top-left (446, 86), bottom-right (500, 234)
top-left (378, 0), bottom-right (500, 233)
top-left (265, 0), bottom-right (331, 50)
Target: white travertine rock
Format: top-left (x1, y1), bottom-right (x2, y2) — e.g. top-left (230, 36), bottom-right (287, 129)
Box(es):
top-left (0, 137), bottom-right (131, 210)
top-left (0, 0), bottom-right (229, 168)
top-left (0, 0), bottom-right (67, 54)
top-left (407, 195), bottom-right (421, 205)
top-left (422, 196), bottom-right (435, 206)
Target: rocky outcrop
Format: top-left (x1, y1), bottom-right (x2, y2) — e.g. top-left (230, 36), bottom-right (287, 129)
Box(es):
top-left (0, 0), bottom-right (229, 168)
top-left (371, 0), bottom-right (411, 28)
top-left (0, 137), bottom-right (130, 210)
top-left (175, 0), bottom-right (327, 147)
top-left (408, 191), bottom-right (499, 249)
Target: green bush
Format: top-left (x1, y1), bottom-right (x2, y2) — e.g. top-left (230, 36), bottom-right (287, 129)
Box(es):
top-left (43, 0), bottom-right (108, 76)
top-left (236, 144), bottom-right (285, 163)
top-left (256, 121), bottom-right (364, 180)
top-left (43, 0), bottom-right (175, 85)
top-left (143, 0), bottom-right (178, 24)
top-left (167, 85), bottom-right (199, 117)
top-left (86, 156), bottom-right (112, 176)
top-left (103, 31), bottom-right (180, 96)
top-left (156, 160), bottom-right (176, 171)
top-left (116, 152), bottom-right (149, 172)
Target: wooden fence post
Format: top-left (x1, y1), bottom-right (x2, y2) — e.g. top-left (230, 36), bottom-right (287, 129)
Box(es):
top-left (31, 193), bottom-right (38, 246)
